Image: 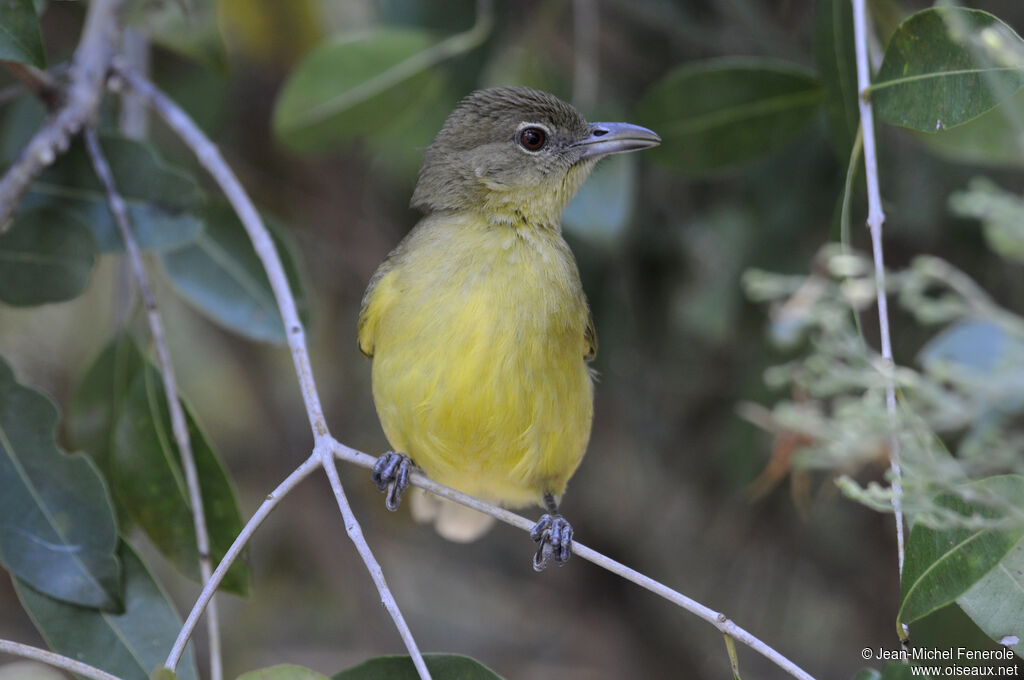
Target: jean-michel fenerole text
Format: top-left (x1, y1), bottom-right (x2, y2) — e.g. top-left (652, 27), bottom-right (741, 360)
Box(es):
top-left (874, 647), bottom-right (1016, 662)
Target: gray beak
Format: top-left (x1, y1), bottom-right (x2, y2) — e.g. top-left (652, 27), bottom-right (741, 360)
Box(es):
top-left (573, 122), bottom-right (661, 160)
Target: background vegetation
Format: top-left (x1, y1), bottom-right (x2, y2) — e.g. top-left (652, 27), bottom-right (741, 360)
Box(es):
top-left (2, 0), bottom-right (1024, 678)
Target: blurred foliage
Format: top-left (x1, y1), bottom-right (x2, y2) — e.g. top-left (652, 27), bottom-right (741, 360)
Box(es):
top-left (3, 0), bottom-right (1024, 679)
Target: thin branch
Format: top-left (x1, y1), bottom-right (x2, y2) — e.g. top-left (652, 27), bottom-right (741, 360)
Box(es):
top-left (851, 0), bottom-right (905, 587)
top-left (0, 0), bottom-right (124, 231)
top-left (0, 640), bottom-right (120, 680)
top-left (82, 128), bottom-right (221, 680)
top-left (118, 30), bottom-right (150, 139)
top-left (166, 453), bottom-right (321, 671)
top-left (328, 440), bottom-right (817, 680)
top-left (117, 68), bottom-right (432, 680)
top-left (111, 63), bottom-right (327, 436)
top-left (319, 445), bottom-right (432, 680)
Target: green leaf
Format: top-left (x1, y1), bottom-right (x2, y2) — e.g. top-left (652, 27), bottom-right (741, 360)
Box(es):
top-left (635, 58), bottom-right (824, 174)
top-left (0, 207), bottom-right (97, 306)
top-left (273, 28), bottom-right (446, 153)
top-left (0, 355), bottom-right (120, 609)
top-left (563, 154), bottom-right (637, 245)
top-left (814, 0), bottom-right (859, 160)
top-left (898, 475), bottom-right (1024, 630)
top-left (0, 0), bottom-right (45, 68)
top-left (958, 537), bottom-right (1024, 658)
top-left (15, 540), bottom-right (199, 680)
top-left (113, 364), bottom-right (251, 595)
top-left (161, 202), bottom-right (309, 344)
top-left (22, 133), bottom-right (204, 252)
top-left (69, 332), bottom-right (146, 478)
top-left (238, 665), bottom-right (329, 680)
top-left (333, 654), bottom-right (503, 680)
top-left (873, 8), bottom-right (1024, 132)
top-left (0, 95), bottom-right (46, 166)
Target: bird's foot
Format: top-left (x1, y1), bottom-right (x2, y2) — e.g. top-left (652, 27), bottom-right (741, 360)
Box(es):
top-left (372, 451), bottom-right (413, 511)
top-left (530, 512), bottom-right (573, 571)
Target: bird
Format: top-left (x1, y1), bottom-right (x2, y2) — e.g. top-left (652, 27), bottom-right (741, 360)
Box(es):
top-left (358, 86), bottom-right (660, 569)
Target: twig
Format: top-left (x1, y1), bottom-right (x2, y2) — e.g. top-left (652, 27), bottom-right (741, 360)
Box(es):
top-left (0, 0), bottom-right (124, 231)
top-left (851, 0), bottom-right (905, 587)
top-left (0, 639), bottom-right (120, 680)
top-left (118, 30), bottom-right (150, 139)
top-left (112, 63), bottom-right (327, 435)
top-left (327, 441), bottom-right (817, 680)
top-left (319, 444), bottom-right (432, 680)
top-left (83, 128), bottom-right (221, 680)
top-left (117, 67), bottom-right (433, 680)
top-left (166, 453), bottom-right (322, 671)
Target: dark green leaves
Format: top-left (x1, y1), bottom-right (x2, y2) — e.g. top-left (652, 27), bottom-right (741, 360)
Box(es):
top-left (635, 59), bottom-right (824, 174)
top-left (70, 335), bottom-right (251, 595)
top-left (162, 203), bottom-right (309, 344)
top-left (114, 364), bottom-right (250, 594)
top-left (898, 475), bottom-right (1024, 633)
top-left (0, 207), bottom-right (97, 306)
top-left (333, 655), bottom-right (503, 680)
top-left (0, 356), bottom-right (120, 609)
top-left (69, 332), bottom-right (145, 478)
top-left (874, 8), bottom-right (1024, 132)
top-left (15, 541), bottom-right (199, 680)
top-left (273, 28), bottom-right (445, 153)
top-left (25, 133), bottom-right (204, 252)
top-left (0, 0), bottom-right (45, 68)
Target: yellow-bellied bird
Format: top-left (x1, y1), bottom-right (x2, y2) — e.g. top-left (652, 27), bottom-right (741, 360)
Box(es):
top-left (358, 87), bottom-right (660, 569)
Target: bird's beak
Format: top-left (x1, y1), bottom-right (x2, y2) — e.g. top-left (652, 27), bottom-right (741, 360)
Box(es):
top-left (572, 122), bottom-right (661, 161)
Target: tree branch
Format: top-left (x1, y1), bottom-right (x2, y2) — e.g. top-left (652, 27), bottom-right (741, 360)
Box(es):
top-left (165, 453), bottom-right (322, 671)
top-left (329, 440), bottom-right (818, 680)
top-left (82, 128), bottom-right (222, 680)
top-left (0, 0), bottom-right (124, 231)
top-left (851, 0), bottom-right (905, 595)
top-left (0, 640), bottom-right (120, 680)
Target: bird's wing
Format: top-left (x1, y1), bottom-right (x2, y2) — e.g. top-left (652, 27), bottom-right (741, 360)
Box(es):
top-left (357, 257), bottom-right (400, 359)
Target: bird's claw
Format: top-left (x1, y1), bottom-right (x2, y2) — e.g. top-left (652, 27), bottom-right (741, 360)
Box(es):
top-left (372, 451), bottom-right (412, 511)
top-left (531, 513), bottom-right (573, 571)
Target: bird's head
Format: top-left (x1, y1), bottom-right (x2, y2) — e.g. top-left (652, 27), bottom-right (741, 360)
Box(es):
top-left (411, 87), bottom-right (660, 229)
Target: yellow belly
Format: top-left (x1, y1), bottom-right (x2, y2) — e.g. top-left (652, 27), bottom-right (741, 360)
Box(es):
top-left (366, 215), bottom-right (594, 508)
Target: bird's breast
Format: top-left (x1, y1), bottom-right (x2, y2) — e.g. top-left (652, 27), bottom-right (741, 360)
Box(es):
top-left (370, 214), bottom-right (594, 506)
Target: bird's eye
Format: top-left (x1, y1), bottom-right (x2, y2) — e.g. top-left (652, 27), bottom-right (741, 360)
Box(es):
top-left (518, 127), bottom-right (547, 151)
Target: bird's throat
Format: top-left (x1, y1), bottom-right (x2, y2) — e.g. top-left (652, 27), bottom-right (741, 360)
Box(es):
top-left (478, 161), bottom-right (595, 231)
